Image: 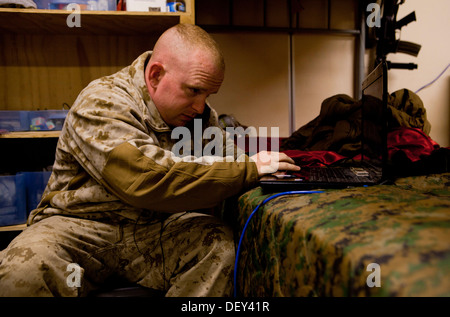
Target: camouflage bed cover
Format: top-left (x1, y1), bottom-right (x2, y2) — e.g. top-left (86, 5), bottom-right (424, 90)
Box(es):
top-left (235, 173), bottom-right (450, 297)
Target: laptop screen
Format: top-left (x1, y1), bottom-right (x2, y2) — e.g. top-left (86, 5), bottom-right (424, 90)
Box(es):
top-left (361, 62), bottom-right (388, 170)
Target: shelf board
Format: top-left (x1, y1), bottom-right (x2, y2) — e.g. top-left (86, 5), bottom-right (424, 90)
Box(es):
top-left (0, 131), bottom-right (61, 138)
top-left (0, 223), bottom-right (27, 232)
top-left (200, 24), bottom-right (361, 35)
top-left (0, 8), bottom-right (184, 35)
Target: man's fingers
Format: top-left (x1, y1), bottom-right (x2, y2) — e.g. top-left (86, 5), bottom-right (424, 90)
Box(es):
top-left (277, 153), bottom-right (300, 171)
top-left (255, 151), bottom-right (295, 164)
top-left (278, 153), bottom-right (296, 165)
top-left (277, 162), bottom-right (301, 172)
top-left (250, 151), bottom-right (300, 176)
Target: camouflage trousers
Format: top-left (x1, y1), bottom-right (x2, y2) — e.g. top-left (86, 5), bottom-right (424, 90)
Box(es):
top-left (0, 212), bottom-right (235, 297)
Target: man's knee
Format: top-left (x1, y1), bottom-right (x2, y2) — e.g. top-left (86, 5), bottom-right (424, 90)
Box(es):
top-left (163, 214), bottom-right (236, 296)
top-left (197, 215), bottom-right (234, 256)
top-left (0, 238), bottom-right (78, 296)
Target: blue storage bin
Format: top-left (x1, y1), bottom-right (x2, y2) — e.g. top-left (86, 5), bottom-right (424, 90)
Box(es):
top-left (0, 111), bottom-right (29, 132)
top-left (24, 171), bottom-right (52, 214)
top-left (0, 110), bottom-right (68, 132)
top-left (0, 174), bottom-right (27, 226)
top-left (47, 0), bottom-right (116, 10)
top-left (27, 110), bottom-right (69, 131)
top-left (34, 0), bottom-right (51, 8)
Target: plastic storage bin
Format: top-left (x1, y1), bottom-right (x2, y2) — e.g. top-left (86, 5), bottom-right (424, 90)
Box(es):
top-left (47, 0), bottom-right (116, 10)
top-left (0, 110), bottom-right (68, 132)
top-left (0, 111), bottom-right (29, 132)
top-left (24, 171), bottom-right (52, 214)
top-left (0, 172), bottom-right (52, 227)
top-left (27, 110), bottom-right (69, 131)
top-left (0, 174), bottom-right (27, 226)
top-left (33, 0), bottom-right (51, 8)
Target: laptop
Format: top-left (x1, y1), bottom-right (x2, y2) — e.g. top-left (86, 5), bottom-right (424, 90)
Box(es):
top-left (259, 61), bottom-right (389, 191)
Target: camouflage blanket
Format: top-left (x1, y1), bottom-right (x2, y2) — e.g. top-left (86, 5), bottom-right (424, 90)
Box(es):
top-left (234, 173), bottom-right (450, 297)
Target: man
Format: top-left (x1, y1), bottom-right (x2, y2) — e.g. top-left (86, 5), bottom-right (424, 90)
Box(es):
top-left (0, 24), bottom-right (299, 296)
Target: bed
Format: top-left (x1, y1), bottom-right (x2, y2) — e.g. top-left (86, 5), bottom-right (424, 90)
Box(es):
top-left (229, 89), bottom-right (449, 297)
top-left (233, 172), bottom-right (450, 297)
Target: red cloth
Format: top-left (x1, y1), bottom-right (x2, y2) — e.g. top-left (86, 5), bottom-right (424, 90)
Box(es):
top-left (282, 127), bottom-right (442, 167)
top-left (282, 150), bottom-right (347, 167)
top-left (387, 127), bottom-right (440, 162)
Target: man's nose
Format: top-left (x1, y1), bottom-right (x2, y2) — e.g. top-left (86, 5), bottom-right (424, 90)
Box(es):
top-left (192, 96), bottom-right (206, 114)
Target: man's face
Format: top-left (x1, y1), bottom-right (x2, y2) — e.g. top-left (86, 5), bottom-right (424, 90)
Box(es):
top-left (147, 50), bottom-right (224, 127)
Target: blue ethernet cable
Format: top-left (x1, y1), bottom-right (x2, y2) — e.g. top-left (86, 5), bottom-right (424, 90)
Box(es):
top-left (233, 190), bottom-right (324, 297)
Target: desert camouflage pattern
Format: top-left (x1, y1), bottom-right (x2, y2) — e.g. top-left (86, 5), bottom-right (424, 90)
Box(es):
top-left (0, 51), bottom-right (258, 296)
top-left (0, 212), bottom-right (234, 296)
top-left (235, 173), bottom-right (450, 296)
top-left (27, 51), bottom-right (256, 225)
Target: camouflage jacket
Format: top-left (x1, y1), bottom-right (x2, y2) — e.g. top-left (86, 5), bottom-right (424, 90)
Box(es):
top-left (28, 51), bottom-right (259, 224)
top-left (281, 90), bottom-right (431, 157)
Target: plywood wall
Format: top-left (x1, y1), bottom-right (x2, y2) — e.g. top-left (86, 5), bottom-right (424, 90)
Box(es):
top-left (0, 33), bottom-right (157, 110)
top-left (207, 32), bottom-right (290, 137)
top-left (208, 32), bottom-right (355, 137)
top-left (208, 0), bottom-right (449, 146)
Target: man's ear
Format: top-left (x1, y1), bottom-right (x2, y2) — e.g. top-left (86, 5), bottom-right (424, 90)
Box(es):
top-left (145, 62), bottom-right (165, 90)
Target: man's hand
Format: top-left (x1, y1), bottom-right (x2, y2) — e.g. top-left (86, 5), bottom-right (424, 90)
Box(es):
top-left (250, 151), bottom-right (301, 177)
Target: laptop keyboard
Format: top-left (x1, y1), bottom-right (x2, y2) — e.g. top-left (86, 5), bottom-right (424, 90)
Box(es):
top-left (309, 167), bottom-right (373, 183)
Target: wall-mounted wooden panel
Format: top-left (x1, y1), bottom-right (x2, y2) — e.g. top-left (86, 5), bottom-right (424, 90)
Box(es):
top-left (0, 33), bottom-right (158, 110)
top-left (207, 32), bottom-right (290, 137)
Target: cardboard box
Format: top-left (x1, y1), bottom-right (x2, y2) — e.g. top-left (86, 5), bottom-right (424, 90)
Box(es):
top-left (126, 0), bottom-right (166, 12)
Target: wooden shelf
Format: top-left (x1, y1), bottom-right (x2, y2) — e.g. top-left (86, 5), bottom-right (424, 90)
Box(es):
top-left (0, 223), bottom-right (27, 232)
top-left (0, 8), bottom-right (177, 35)
top-left (0, 3), bottom-right (194, 241)
top-left (0, 131), bottom-right (60, 139)
top-left (0, 2), bottom-right (195, 110)
top-left (0, 7), bottom-right (194, 36)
